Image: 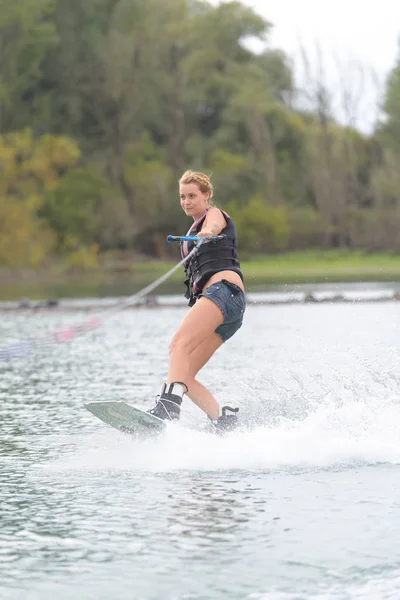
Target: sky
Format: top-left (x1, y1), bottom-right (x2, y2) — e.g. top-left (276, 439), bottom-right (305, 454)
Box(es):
top-left (214, 0), bottom-right (400, 131)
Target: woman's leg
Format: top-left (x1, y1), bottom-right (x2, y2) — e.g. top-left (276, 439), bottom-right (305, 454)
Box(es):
top-left (186, 334), bottom-right (223, 418)
top-left (167, 296), bottom-right (223, 418)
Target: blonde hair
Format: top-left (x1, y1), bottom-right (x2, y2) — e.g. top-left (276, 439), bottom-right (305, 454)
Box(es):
top-left (179, 170), bottom-right (214, 205)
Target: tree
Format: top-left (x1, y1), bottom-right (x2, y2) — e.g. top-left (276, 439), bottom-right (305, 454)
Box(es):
top-left (0, 0), bottom-right (58, 132)
top-left (0, 129), bottom-right (80, 266)
top-left (226, 195), bottom-right (289, 252)
top-left (381, 47), bottom-right (400, 155)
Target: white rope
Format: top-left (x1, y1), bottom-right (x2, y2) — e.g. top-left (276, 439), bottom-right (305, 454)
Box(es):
top-left (0, 240), bottom-right (205, 361)
top-left (101, 240), bottom-right (204, 320)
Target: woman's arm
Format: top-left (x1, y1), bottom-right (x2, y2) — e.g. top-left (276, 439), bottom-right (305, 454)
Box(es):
top-left (198, 207), bottom-right (227, 237)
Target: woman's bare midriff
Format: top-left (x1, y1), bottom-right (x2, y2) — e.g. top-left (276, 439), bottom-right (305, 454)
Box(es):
top-left (203, 270), bottom-right (245, 293)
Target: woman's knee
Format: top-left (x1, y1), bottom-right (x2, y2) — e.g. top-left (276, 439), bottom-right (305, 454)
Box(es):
top-left (169, 333), bottom-right (189, 356)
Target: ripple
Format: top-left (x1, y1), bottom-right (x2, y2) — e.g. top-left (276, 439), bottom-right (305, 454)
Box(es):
top-left (1, 303), bottom-right (400, 599)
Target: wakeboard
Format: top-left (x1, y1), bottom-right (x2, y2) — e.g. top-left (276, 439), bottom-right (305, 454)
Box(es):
top-left (85, 401), bottom-right (166, 436)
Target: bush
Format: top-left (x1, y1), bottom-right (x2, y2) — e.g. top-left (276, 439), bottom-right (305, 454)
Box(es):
top-left (226, 195), bottom-right (289, 252)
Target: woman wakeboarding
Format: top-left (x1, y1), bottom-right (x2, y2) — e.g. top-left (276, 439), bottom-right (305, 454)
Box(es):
top-left (148, 170), bottom-right (246, 432)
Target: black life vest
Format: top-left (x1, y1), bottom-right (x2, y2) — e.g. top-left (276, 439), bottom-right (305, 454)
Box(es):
top-left (180, 209), bottom-right (243, 306)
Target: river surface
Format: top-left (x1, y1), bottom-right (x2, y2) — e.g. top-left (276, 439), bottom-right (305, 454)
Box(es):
top-left (1, 299), bottom-right (400, 599)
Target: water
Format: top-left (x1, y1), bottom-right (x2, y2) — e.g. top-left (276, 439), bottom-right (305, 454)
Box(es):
top-left (1, 301), bottom-right (400, 599)
top-left (2, 277), bottom-right (400, 304)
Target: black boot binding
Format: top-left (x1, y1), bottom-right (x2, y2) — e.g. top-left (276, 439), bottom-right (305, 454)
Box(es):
top-left (210, 406), bottom-right (239, 434)
top-left (148, 382), bottom-right (187, 421)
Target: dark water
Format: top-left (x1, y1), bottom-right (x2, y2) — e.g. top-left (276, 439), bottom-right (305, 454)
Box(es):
top-left (1, 301), bottom-right (400, 599)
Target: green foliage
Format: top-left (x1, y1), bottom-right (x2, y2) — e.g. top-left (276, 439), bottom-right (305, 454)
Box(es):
top-left (64, 244), bottom-right (100, 270)
top-left (382, 54), bottom-right (400, 154)
top-left (371, 150), bottom-right (400, 208)
top-left (346, 206), bottom-right (400, 251)
top-left (125, 132), bottom-right (174, 227)
top-left (0, 0), bottom-right (400, 268)
top-left (207, 149), bottom-right (256, 207)
top-left (0, 197), bottom-right (54, 267)
top-left (287, 207), bottom-right (326, 249)
top-left (226, 195), bottom-right (289, 252)
top-left (0, 128), bottom-right (80, 194)
top-left (0, 0), bottom-right (58, 131)
top-left (0, 128), bottom-right (80, 266)
top-left (41, 166), bottom-right (105, 250)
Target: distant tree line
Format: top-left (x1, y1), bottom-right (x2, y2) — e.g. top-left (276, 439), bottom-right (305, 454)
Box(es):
top-left (0, 0), bottom-right (400, 267)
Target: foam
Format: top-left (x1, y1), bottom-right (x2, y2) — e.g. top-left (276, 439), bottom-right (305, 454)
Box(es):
top-left (44, 393), bottom-right (400, 474)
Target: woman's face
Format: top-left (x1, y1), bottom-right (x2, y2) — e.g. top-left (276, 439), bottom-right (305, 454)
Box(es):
top-left (180, 183), bottom-right (210, 220)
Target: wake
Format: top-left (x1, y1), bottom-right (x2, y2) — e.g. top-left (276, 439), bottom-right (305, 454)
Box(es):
top-left (43, 392), bottom-right (400, 473)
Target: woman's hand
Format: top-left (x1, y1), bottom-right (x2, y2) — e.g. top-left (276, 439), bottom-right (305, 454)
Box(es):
top-left (197, 229), bottom-right (215, 238)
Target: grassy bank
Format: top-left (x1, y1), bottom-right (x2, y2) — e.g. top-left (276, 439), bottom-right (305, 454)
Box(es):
top-left (1, 250), bottom-right (400, 301)
top-left (130, 250), bottom-right (400, 284)
top-left (243, 251), bottom-right (400, 284)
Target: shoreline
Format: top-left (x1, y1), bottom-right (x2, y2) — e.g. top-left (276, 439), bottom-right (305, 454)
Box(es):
top-left (1, 250), bottom-right (400, 302)
top-left (1, 288), bottom-right (399, 312)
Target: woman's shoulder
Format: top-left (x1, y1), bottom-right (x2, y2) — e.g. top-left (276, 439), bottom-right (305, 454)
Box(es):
top-left (207, 206), bottom-right (231, 220)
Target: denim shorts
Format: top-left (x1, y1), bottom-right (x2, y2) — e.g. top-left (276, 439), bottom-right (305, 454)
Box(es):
top-left (201, 279), bottom-right (246, 342)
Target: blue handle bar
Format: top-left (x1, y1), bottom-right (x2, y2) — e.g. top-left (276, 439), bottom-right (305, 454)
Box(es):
top-left (167, 235), bottom-right (225, 243)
